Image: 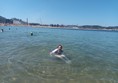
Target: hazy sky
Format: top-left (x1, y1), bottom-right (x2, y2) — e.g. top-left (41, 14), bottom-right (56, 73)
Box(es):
top-left (0, 0), bottom-right (118, 26)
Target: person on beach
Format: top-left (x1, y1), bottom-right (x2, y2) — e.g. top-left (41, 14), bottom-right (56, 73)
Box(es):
top-left (50, 45), bottom-right (63, 56)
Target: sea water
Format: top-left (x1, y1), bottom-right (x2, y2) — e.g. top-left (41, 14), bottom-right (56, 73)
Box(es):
top-left (0, 26), bottom-right (118, 83)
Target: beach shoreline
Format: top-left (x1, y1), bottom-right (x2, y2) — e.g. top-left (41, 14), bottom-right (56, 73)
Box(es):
top-left (0, 23), bottom-right (118, 32)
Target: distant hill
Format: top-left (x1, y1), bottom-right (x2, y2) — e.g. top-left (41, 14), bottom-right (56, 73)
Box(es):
top-left (0, 16), bottom-right (6, 23)
top-left (0, 16), bottom-right (13, 24)
top-left (78, 25), bottom-right (118, 30)
top-left (0, 16), bottom-right (26, 24)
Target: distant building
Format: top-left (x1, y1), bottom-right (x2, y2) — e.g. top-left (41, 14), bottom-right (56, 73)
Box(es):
top-left (13, 20), bottom-right (22, 24)
top-left (12, 18), bottom-right (26, 25)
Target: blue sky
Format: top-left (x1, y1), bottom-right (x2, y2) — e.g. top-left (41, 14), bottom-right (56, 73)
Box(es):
top-left (0, 0), bottom-right (118, 26)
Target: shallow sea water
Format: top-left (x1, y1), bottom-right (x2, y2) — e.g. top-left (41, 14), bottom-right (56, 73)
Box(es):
top-left (0, 26), bottom-right (118, 83)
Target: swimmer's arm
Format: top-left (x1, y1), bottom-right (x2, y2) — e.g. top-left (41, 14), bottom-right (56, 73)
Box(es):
top-left (50, 49), bottom-right (58, 55)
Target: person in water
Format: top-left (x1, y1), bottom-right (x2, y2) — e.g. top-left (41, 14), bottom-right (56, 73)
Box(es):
top-left (30, 32), bottom-right (33, 36)
top-left (50, 45), bottom-right (63, 55)
top-left (1, 29), bottom-right (4, 32)
top-left (50, 45), bottom-right (71, 63)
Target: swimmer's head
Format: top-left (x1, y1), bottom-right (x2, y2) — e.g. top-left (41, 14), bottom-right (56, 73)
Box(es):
top-left (57, 45), bottom-right (63, 49)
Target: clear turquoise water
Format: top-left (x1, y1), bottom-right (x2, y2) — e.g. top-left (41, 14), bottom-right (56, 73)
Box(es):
top-left (0, 26), bottom-right (118, 83)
